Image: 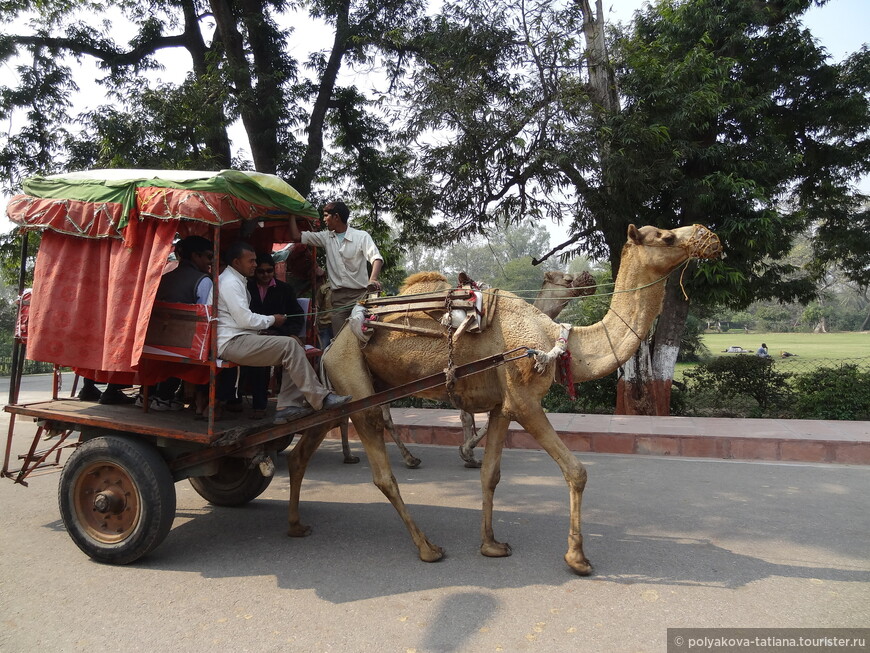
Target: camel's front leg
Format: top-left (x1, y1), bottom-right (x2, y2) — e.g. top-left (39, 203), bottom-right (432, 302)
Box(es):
top-left (382, 405), bottom-right (421, 469)
top-left (515, 408), bottom-right (592, 576)
top-left (352, 407), bottom-right (444, 563)
top-left (459, 410), bottom-right (488, 468)
top-left (479, 410), bottom-right (512, 557)
top-left (286, 424), bottom-right (332, 537)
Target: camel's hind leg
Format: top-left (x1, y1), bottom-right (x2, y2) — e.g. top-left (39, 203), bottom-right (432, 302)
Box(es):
top-left (479, 410), bottom-right (512, 557)
top-left (286, 425), bottom-right (332, 537)
top-left (514, 408), bottom-right (592, 576)
top-left (382, 405), bottom-right (421, 469)
top-left (351, 407), bottom-right (444, 563)
top-left (337, 408), bottom-right (421, 468)
top-left (459, 410), bottom-right (487, 468)
top-left (338, 417), bottom-right (360, 464)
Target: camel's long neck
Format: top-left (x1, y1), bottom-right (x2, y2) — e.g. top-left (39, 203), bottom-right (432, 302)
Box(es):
top-left (533, 294), bottom-right (572, 320)
top-left (566, 248), bottom-right (668, 381)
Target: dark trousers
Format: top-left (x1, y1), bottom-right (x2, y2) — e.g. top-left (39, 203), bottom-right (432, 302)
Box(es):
top-left (243, 366), bottom-right (271, 410)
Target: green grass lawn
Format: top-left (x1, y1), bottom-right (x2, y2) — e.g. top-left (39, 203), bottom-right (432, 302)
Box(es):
top-left (671, 331), bottom-right (870, 379)
top-left (701, 332), bottom-right (869, 362)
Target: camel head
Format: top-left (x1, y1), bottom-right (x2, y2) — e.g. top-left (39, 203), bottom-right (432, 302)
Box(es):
top-left (624, 224), bottom-right (721, 276)
top-left (541, 270), bottom-right (596, 298)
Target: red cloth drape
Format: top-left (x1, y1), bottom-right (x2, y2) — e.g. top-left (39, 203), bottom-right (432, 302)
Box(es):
top-left (26, 218), bottom-right (179, 376)
top-left (6, 195), bottom-right (125, 239)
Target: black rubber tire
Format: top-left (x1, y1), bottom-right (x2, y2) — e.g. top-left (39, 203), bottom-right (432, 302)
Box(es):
top-left (188, 457), bottom-right (273, 507)
top-left (58, 436), bottom-right (176, 565)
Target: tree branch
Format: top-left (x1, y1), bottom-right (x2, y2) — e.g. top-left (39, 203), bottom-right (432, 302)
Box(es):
top-left (292, 0), bottom-right (352, 194)
top-left (531, 228), bottom-right (594, 265)
top-left (8, 33), bottom-right (191, 68)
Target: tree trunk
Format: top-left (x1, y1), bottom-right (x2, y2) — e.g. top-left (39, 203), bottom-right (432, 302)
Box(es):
top-left (616, 269), bottom-right (689, 415)
top-left (210, 0), bottom-right (279, 173)
top-left (615, 342), bottom-right (658, 415)
top-left (292, 0), bottom-right (351, 195)
top-left (577, 0), bottom-right (619, 113)
top-left (577, 0), bottom-right (690, 416)
top-left (181, 0), bottom-right (232, 166)
top-left (649, 271), bottom-right (691, 414)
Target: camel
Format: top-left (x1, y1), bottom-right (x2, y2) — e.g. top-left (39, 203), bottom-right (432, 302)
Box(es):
top-left (532, 270), bottom-right (596, 318)
top-left (455, 269), bottom-right (596, 467)
top-left (287, 224), bottom-right (721, 575)
top-left (336, 269), bottom-right (596, 468)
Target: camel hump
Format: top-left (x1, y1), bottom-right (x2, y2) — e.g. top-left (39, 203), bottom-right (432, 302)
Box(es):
top-left (400, 271), bottom-right (449, 293)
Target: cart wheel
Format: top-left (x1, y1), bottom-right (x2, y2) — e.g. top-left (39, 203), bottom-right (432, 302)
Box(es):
top-left (189, 457), bottom-right (273, 507)
top-left (58, 436), bottom-right (176, 565)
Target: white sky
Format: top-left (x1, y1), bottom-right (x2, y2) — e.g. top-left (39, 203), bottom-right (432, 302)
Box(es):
top-left (1, 0), bottom-right (868, 239)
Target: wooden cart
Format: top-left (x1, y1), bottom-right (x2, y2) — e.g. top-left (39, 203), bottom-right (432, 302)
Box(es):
top-left (2, 169), bottom-right (523, 564)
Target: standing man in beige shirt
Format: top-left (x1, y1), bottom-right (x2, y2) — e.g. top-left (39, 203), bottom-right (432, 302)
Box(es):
top-left (290, 201), bottom-right (383, 338)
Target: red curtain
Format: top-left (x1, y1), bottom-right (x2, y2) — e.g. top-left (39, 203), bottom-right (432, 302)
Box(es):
top-left (26, 218), bottom-right (179, 378)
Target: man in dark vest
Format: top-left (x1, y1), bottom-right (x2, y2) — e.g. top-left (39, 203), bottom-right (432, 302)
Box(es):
top-left (149, 235), bottom-right (215, 411)
top-left (156, 235), bottom-right (214, 304)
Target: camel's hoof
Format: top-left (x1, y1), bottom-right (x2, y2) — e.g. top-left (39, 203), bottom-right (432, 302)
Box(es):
top-left (404, 457), bottom-right (422, 469)
top-left (288, 523), bottom-right (313, 537)
top-left (480, 541), bottom-right (512, 558)
top-left (565, 554), bottom-right (593, 576)
top-left (459, 447), bottom-right (480, 467)
top-left (342, 455), bottom-right (360, 464)
top-left (420, 545), bottom-right (445, 563)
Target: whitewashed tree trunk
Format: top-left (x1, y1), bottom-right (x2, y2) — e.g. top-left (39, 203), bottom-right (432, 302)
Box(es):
top-left (616, 269), bottom-right (689, 415)
top-left (579, 0), bottom-right (691, 416)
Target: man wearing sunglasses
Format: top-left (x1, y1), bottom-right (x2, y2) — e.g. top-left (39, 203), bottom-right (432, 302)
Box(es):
top-left (245, 253), bottom-right (305, 419)
top-left (290, 201), bottom-right (383, 339)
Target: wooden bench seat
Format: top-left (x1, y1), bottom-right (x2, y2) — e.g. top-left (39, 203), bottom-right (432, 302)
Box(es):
top-left (142, 300), bottom-right (321, 367)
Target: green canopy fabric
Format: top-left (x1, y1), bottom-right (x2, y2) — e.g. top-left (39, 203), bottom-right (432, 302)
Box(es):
top-left (8, 169), bottom-right (319, 237)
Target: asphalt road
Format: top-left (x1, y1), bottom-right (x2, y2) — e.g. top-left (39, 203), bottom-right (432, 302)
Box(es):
top-left (1, 375), bottom-right (868, 652)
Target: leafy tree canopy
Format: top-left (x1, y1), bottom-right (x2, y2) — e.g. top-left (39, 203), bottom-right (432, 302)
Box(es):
top-left (2, 0), bottom-right (868, 317)
top-left (0, 0), bottom-right (435, 236)
top-left (609, 0), bottom-right (870, 302)
top-left (397, 0), bottom-right (870, 303)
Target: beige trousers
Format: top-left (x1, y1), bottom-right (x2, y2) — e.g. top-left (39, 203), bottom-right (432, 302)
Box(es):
top-left (329, 287), bottom-right (368, 339)
top-left (220, 334), bottom-right (330, 410)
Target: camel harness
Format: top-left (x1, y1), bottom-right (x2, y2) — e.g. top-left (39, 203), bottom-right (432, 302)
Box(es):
top-left (345, 279), bottom-right (576, 402)
top-left (348, 278), bottom-right (499, 344)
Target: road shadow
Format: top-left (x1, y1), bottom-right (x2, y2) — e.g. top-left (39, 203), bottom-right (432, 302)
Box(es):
top-left (40, 442), bottom-right (870, 604)
top-left (121, 492), bottom-right (869, 603)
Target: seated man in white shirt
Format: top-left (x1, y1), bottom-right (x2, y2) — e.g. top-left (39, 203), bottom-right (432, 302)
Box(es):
top-left (217, 241), bottom-right (350, 424)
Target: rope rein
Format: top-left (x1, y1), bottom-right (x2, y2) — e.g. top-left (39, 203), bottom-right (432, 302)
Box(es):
top-left (303, 223), bottom-right (721, 320)
top-left (294, 272), bottom-right (674, 321)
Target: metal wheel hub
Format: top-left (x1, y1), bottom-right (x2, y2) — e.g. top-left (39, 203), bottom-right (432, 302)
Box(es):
top-left (93, 486), bottom-right (125, 513)
top-left (72, 461), bottom-right (141, 543)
